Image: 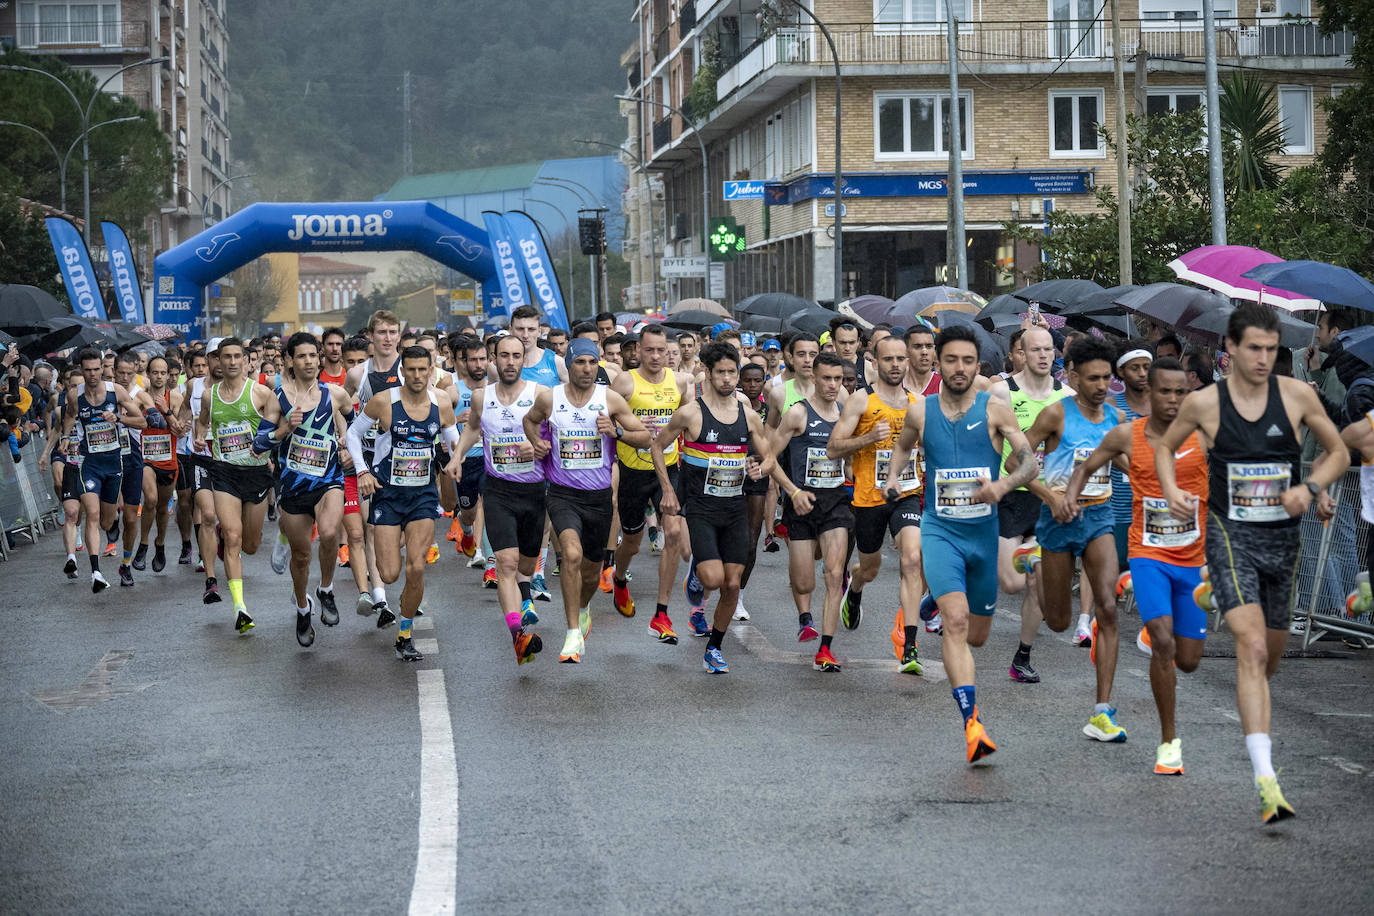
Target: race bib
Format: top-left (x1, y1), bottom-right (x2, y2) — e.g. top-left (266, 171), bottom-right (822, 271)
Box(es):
top-left (803, 446), bottom-right (843, 489)
top-left (1074, 447), bottom-right (1112, 502)
top-left (704, 453), bottom-right (745, 497)
top-left (639, 414), bottom-right (676, 458)
top-left (213, 420), bottom-right (253, 462)
top-left (491, 433), bottom-right (534, 474)
top-left (933, 467), bottom-right (992, 520)
top-left (557, 429), bottom-right (603, 469)
top-left (141, 432), bottom-right (173, 463)
top-left (390, 443), bottom-right (432, 487)
top-left (119, 427), bottom-right (133, 457)
top-left (1141, 497), bottom-right (1199, 548)
top-left (286, 433), bottom-right (332, 477)
top-left (1227, 461), bottom-right (1290, 522)
top-left (85, 418), bottom-right (119, 454)
top-left (875, 448), bottom-right (920, 493)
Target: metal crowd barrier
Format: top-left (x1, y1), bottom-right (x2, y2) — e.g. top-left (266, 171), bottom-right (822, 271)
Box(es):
top-left (1298, 464), bottom-right (1374, 648)
top-left (0, 432), bottom-right (61, 560)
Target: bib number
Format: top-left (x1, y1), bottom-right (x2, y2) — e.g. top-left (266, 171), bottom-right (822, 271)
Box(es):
top-left (1074, 447), bottom-right (1112, 502)
top-left (213, 419), bottom-right (253, 462)
top-left (141, 432), bottom-right (173, 463)
top-left (704, 453), bottom-right (745, 497)
top-left (491, 433), bottom-right (534, 474)
top-left (803, 446), bottom-right (842, 489)
top-left (933, 467), bottom-right (992, 520)
top-left (875, 449), bottom-right (919, 493)
top-left (1227, 461), bottom-right (1290, 522)
top-left (286, 433), bottom-right (332, 477)
top-left (1141, 496), bottom-right (1199, 548)
top-left (85, 418), bottom-right (119, 454)
top-left (119, 427), bottom-right (133, 457)
top-left (390, 443), bottom-right (432, 487)
top-left (639, 414), bottom-right (675, 460)
top-left (557, 429), bottom-right (603, 470)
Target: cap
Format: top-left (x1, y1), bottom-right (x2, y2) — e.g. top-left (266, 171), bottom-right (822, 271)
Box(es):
top-left (818, 331), bottom-right (831, 347)
top-left (623, 331), bottom-right (640, 344)
top-left (206, 336), bottom-right (225, 354)
top-left (709, 321), bottom-right (733, 338)
top-left (761, 338), bottom-right (781, 352)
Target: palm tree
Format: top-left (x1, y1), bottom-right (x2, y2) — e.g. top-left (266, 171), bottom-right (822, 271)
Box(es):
top-left (1219, 71), bottom-right (1285, 192)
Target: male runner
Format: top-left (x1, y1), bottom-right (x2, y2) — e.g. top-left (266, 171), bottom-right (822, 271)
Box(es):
top-left (349, 345), bottom-right (461, 661)
top-left (521, 338), bottom-right (648, 662)
top-left (765, 332), bottom-right (818, 420)
top-left (770, 352), bottom-right (852, 670)
top-left (508, 304), bottom-right (567, 387)
top-left (337, 336), bottom-right (375, 608)
top-left (677, 330), bottom-right (701, 379)
top-left (595, 311), bottom-right (617, 342)
top-left (176, 344), bottom-right (223, 600)
top-left (653, 342), bottom-right (774, 674)
top-left (447, 334), bottom-right (488, 563)
top-left (1066, 357), bottom-right (1208, 775)
top-left (610, 324), bottom-right (696, 641)
top-left (173, 349), bottom-right (208, 566)
top-left (827, 335), bottom-right (925, 673)
top-left (112, 351), bottom-right (159, 585)
top-left (41, 368), bottom-right (87, 575)
top-left (735, 362), bottom-right (774, 620)
top-left (133, 355), bottom-right (183, 573)
top-left (1111, 341), bottom-right (1154, 567)
top-left (1022, 336), bottom-right (1126, 741)
top-left (886, 324), bottom-right (1039, 762)
top-left (1156, 303), bottom-right (1346, 823)
top-left (318, 327), bottom-right (348, 386)
top-left (903, 324), bottom-right (942, 397)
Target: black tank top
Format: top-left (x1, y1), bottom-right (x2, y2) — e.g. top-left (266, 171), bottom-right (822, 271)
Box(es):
top-left (680, 397), bottom-right (751, 516)
top-left (788, 400), bottom-right (842, 490)
top-left (1207, 376), bottom-right (1301, 529)
top-left (744, 395), bottom-right (771, 495)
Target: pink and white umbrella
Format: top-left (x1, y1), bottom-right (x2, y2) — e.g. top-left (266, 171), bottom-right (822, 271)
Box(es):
top-left (1167, 245), bottom-right (1322, 312)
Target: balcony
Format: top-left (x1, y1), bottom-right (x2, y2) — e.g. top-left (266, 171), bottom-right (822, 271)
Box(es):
top-left (652, 116), bottom-right (673, 151)
top-left (16, 19), bottom-right (150, 52)
top-left (210, 95), bottom-right (221, 116)
top-left (680, 0), bottom-right (696, 33)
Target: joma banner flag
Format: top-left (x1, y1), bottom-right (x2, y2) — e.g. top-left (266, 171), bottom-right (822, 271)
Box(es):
top-left (46, 217), bottom-right (107, 319)
top-left (100, 221), bottom-right (146, 323)
top-left (480, 211), bottom-right (532, 322)
top-left (504, 211), bottom-right (569, 331)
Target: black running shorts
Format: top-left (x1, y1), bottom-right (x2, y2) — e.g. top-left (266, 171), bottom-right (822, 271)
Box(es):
top-left (853, 496), bottom-right (921, 555)
top-left (547, 484), bottom-right (614, 555)
top-left (782, 487), bottom-right (853, 542)
top-left (1205, 514), bottom-right (1302, 630)
top-left (483, 477), bottom-right (546, 557)
top-left (617, 464), bottom-right (678, 534)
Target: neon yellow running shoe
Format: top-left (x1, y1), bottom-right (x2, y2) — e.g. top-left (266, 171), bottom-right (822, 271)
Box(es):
top-left (1083, 707), bottom-right (1127, 742)
top-left (579, 607), bottom-right (592, 639)
top-left (1257, 774), bottom-right (1295, 825)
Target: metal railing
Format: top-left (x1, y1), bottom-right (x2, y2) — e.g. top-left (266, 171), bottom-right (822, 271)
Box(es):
top-left (1297, 464), bottom-right (1374, 646)
top-left (652, 116), bottom-right (674, 151)
top-left (0, 433), bottom-right (61, 560)
top-left (16, 19), bottom-right (149, 50)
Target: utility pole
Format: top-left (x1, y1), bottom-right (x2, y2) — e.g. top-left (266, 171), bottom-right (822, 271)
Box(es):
top-left (944, 7), bottom-right (968, 290)
top-left (402, 70), bottom-right (414, 177)
top-left (1111, 0), bottom-right (1132, 285)
top-left (1202, 0), bottom-right (1226, 244)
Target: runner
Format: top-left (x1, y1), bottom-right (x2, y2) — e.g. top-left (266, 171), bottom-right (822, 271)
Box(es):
top-left (1065, 357), bottom-right (1208, 775)
top-left (609, 324), bottom-right (696, 641)
top-left (40, 368), bottom-right (87, 577)
top-left (173, 349), bottom-right (208, 567)
top-left (111, 351), bottom-right (159, 586)
top-left (318, 327), bottom-right (348, 385)
top-left (348, 345), bottom-right (462, 662)
top-left (508, 304), bottom-right (568, 388)
top-left (274, 332), bottom-right (355, 648)
top-left (903, 323), bottom-right (942, 397)
top-left (826, 334), bottom-right (925, 673)
top-left (193, 337), bottom-right (283, 635)
top-left (735, 362), bottom-right (774, 620)
top-left (769, 352), bottom-right (852, 671)
top-left (176, 343), bottom-right (224, 601)
top-left (652, 342), bottom-right (775, 674)
top-left (886, 324), bottom-right (1038, 762)
top-left (451, 334), bottom-right (545, 665)
top-left (447, 334), bottom-right (488, 564)
top-left (1111, 342), bottom-right (1154, 567)
top-left (133, 355), bottom-right (183, 574)
top-left (336, 336), bottom-right (375, 609)
top-left (521, 338), bottom-right (649, 662)
top-left (1156, 303), bottom-right (1347, 823)
top-left (1022, 336), bottom-right (1127, 742)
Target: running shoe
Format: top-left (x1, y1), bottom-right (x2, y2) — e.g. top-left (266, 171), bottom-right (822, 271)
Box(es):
top-left (151, 544), bottom-right (167, 572)
top-left (91, 570), bottom-right (110, 593)
top-left (375, 601), bottom-right (397, 629)
top-left (813, 645), bottom-right (841, 672)
top-left (1089, 618), bottom-right (1099, 666)
top-left (797, 614), bottom-right (819, 642)
top-left (1116, 570), bottom-right (1133, 599)
top-left (613, 578), bottom-right (635, 617)
top-left (1008, 659), bottom-right (1040, 683)
top-left (899, 645), bottom-right (923, 676)
top-left (891, 609), bottom-right (905, 662)
top-left (467, 550), bottom-right (486, 569)
top-left (841, 584), bottom-right (863, 632)
top-left (271, 538), bottom-right (289, 574)
top-left (521, 599), bottom-right (539, 627)
top-left (1289, 614), bottom-right (1308, 635)
top-left (63, 557), bottom-right (78, 579)
top-left (1194, 578), bottom-right (1214, 612)
top-left (1083, 707), bottom-right (1128, 743)
top-left (296, 597), bottom-right (316, 648)
top-left (965, 707), bottom-right (997, 763)
top-left (234, 608), bottom-right (255, 636)
top-left (483, 561), bottom-right (498, 589)
top-left (689, 609), bottom-right (710, 638)
top-left (763, 534), bottom-right (780, 553)
top-left (132, 543), bottom-right (149, 571)
top-left (1257, 774), bottom-right (1295, 825)
top-left (598, 566), bottom-right (614, 593)
top-left (513, 629), bottom-right (542, 665)
top-left (458, 529), bottom-right (477, 558)
top-left (426, 544), bottom-right (440, 564)
top-left (118, 564), bottom-right (134, 588)
top-left (559, 631), bottom-right (584, 663)
top-left (446, 516), bottom-right (461, 541)
top-left (1154, 738), bottom-right (1183, 776)
top-left (75, 530), bottom-right (84, 552)
top-left (732, 596), bottom-right (750, 621)
top-left (1073, 621), bottom-right (1093, 649)
top-left (316, 587), bottom-right (340, 626)
top-left (102, 539), bottom-right (117, 558)
top-left (337, 544), bottom-right (350, 567)
top-left (925, 612), bottom-right (944, 635)
top-left (178, 542), bottom-right (193, 565)
top-left (579, 607), bottom-right (592, 639)
top-left (649, 611), bottom-right (678, 644)
top-left (356, 591), bottom-right (375, 615)
top-left (551, 559), bottom-right (560, 576)
top-left (919, 593), bottom-right (943, 634)
top-left (702, 646), bottom-right (729, 674)
top-left (203, 577), bottom-right (222, 604)
top-left (684, 560), bottom-right (705, 609)
top-left (395, 635), bottom-right (424, 662)
top-left (1136, 627), bottom-right (1153, 656)
top-left (774, 523), bottom-right (789, 540)
top-left (531, 574), bottom-right (550, 602)
top-left (1012, 541), bottom-right (1041, 575)
top-left (648, 525), bottom-right (663, 554)
top-left (195, 558), bottom-right (205, 573)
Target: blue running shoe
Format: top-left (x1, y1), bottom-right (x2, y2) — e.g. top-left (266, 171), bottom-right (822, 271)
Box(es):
top-left (918, 592), bottom-right (939, 622)
top-left (684, 559), bottom-right (705, 609)
top-left (689, 609), bottom-right (710, 637)
top-left (703, 646), bottom-right (729, 674)
top-left (531, 573), bottom-right (551, 602)
top-left (521, 599), bottom-right (540, 627)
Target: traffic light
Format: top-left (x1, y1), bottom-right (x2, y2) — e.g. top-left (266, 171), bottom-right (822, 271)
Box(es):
top-left (709, 217), bottom-right (746, 262)
top-left (578, 217), bottom-right (605, 255)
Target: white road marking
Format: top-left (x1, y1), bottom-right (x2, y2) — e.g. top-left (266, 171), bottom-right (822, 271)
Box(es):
top-left (1213, 706), bottom-right (1241, 723)
top-left (412, 617), bottom-right (435, 631)
top-left (34, 649), bottom-right (154, 712)
top-left (1319, 755), bottom-right (1369, 776)
top-left (409, 668), bottom-right (458, 915)
top-left (730, 624), bottom-right (948, 681)
top-left (414, 638), bottom-right (439, 655)
top-left (1314, 712), bottom-right (1374, 719)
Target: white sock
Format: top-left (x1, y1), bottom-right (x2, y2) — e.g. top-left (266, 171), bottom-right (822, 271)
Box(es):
top-left (1077, 613), bottom-right (1091, 631)
top-left (1246, 733), bottom-right (1275, 781)
top-left (317, 582), bottom-right (333, 594)
top-left (67, 552), bottom-right (76, 562)
top-left (567, 627), bottom-right (579, 639)
top-left (373, 585), bottom-right (387, 603)
top-left (297, 603), bottom-right (309, 617)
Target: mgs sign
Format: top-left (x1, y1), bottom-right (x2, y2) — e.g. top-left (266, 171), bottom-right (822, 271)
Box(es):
top-left (287, 211), bottom-right (390, 241)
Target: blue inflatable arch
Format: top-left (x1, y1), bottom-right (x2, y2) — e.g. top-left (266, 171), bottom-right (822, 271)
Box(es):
top-left (152, 201), bottom-right (498, 340)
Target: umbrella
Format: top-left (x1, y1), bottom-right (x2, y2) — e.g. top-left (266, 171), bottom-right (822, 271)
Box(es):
top-left (837, 295), bottom-right (896, 329)
top-left (1185, 305), bottom-right (1316, 349)
top-left (668, 298), bottom-right (730, 317)
top-left (893, 286), bottom-right (987, 314)
top-left (1167, 245), bottom-right (1320, 311)
top-left (1066, 312), bottom-right (1136, 337)
top-left (1057, 284), bottom-right (1140, 316)
top-left (16, 315), bottom-right (106, 356)
top-left (1335, 326), bottom-right (1374, 367)
top-left (785, 308), bottom-right (837, 338)
top-left (1115, 282), bottom-right (1231, 329)
top-left (1012, 278), bottom-right (1106, 309)
top-left (975, 313), bottom-right (1026, 336)
top-left (0, 329), bottom-right (15, 349)
top-left (0, 284), bottom-right (71, 330)
top-left (1241, 261), bottom-right (1374, 314)
top-left (665, 310), bottom-right (735, 331)
top-left (135, 323), bottom-right (184, 341)
top-left (734, 292), bottom-right (817, 319)
top-left (924, 310), bottom-right (1008, 366)
top-left (915, 300), bottom-right (981, 317)
top-left (740, 314), bottom-right (786, 333)
top-left (976, 294), bottom-right (1029, 318)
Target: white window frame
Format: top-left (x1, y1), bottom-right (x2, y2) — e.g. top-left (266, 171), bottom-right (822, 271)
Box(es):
top-left (873, 89), bottom-right (974, 161)
top-left (1145, 87), bottom-right (1205, 116)
top-left (1277, 85), bottom-right (1313, 155)
top-left (17, 1), bottom-right (121, 48)
top-left (874, 0), bottom-right (973, 33)
top-left (1048, 89), bottom-right (1106, 158)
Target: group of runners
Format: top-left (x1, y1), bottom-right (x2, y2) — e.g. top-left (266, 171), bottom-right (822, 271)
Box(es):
top-left (36, 300), bottom-right (1358, 826)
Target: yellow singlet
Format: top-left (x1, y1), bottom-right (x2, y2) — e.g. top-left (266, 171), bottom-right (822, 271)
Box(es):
top-left (851, 386), bottom-right (917, 508)
top-left (618, 368), bottom-right (681, 470)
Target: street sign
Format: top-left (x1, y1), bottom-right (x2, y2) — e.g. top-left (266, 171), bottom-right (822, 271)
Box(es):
top-left (823, 203), bottom-right (847, 218)
top-left (449, 288), bottom-right (477, 316)
top-left (660, 256), bottom-right (708, 278)
top-left (709, 262), bottom-right (725, 299)
top-left (723, 180), bottom-right (768, 201)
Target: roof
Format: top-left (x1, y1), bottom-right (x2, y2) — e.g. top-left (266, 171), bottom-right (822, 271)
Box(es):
top-left (378, 162), bottom-right (544, 201)
top-left (298, 255), bottom-right (376, 275)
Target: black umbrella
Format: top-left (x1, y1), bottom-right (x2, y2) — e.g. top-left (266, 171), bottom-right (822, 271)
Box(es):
top-left (665, 310), bottom-right (733, 331)
top-left (16, 315), bottom-right (105, 357)
top-left (0, 284), bottom-right (72, 332)
top-left (976, 312), bottom-right (1024, 336)
top-left (734, 292), bottom-right (816, 319)
top-left (1185, 304), bottom-right (1314, 349)
top-left (1012, 278), bottom-right (1106, 309)
top-left (740, 314), bottom-right (785, 333)
top-left (1065, 311), bottom-right (1136, 337)
top-left (785, 308), bottom-right (837, 338)
top-left (0, 329), bottom-right (16, 349)
top-left (926, 310), bottom-right (1008, 366)
top-left (975, 294), bottom-right (1029, 320)
top-left (1058, 284), bottom-right (1140, 316)
top-left (1115, 282), bottom-right (1230, 329)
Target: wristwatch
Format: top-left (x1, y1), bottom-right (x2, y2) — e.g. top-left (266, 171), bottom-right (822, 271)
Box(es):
top-left (1304, 480), bottom-right (1320, 497)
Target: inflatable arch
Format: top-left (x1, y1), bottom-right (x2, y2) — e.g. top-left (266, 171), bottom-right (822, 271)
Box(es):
top-left (152, 201), bottom-right (497, 340)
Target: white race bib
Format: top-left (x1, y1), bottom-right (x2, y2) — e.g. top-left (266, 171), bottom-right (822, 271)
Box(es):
top-left (213, 419), bottom-right (253, 462)
top-left (491, 433), bottom-right (534, 474)
top-left (389, 443), bottom-right (432, 487)
top-left (557, 429), bottom-right (603, 469)
top-left (803, 446), bottom-right (843, 489)
top-left (141, 432), bottom-right (173, 463)
top-left (1141, 496), bottom-right (1200, 548)
top-left (875, 448), bottom-right (920, 493)
top-left (286, 433), bottom-right (332, 477)
top-left (933, 467), bottom-right (992, 520)
top-left (85, 418), bottom-right (119, 454)
top-left (1227, 461), bottom-right (1290, 522)
top-left (119, 426), bottom-right (133, 457)
top-left (1074, 447), bottom-right (1112, 501)
top-left (704, 453), bottom-right (745, 497)
top-left (639, 414), bottom-right (676, 459)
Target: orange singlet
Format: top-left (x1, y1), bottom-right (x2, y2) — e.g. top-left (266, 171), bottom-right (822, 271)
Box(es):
top-left (1127, 417), bottom-right (1208, 566)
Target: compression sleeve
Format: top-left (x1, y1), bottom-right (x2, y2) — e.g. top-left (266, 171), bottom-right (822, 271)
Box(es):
top-left (440, 424), bottom-right (461, 451)
top-left (251, 416), bottom-right (279, 454)
top-left (346, 409), bottom-right (373, 474)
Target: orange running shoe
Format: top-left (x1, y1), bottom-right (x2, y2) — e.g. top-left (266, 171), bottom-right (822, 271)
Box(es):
top-left (648, 610), bottom-right (678, 644)
top-left (813, 645), bottom-right (841, 672)
top-left (426, 544), bottom-right (440, 564)
top-left (513, 629), bottom-right (542, 665)
top-left (311, 523), bottom-right (318, 542)
top-left (458, 529), bottom-right (476, 558)
top-left (613, 577), bottom-right (635, 617)
top-left (1089, 618), bottom-right (1099, 666)
top-left (446, 516), bottom-right (462, 541)
top-left (482, 563), bottom-right (498, 588)
top-left (1012, 541), bottom-right (1041, 575)
top-left (965, 707), bottom-right (997, 763)
top-left (890, 608), bottom-right (905, 661)
top-left (598, 565), bottom-right (614, 593)
top-left (337, 544), bottom-right (350, 567)
top-left (1136, 626), bottom-right (1153, 655)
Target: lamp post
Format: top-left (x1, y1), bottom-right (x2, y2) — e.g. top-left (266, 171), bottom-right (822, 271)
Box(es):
top-left (578, 137), bottom-right (662, 312)
top-left (2, 57), bottom-right (170, 246)
top-left (522, 197), bottom-right (577, 320)
top-left (0, 116), bottom-right (140, 215)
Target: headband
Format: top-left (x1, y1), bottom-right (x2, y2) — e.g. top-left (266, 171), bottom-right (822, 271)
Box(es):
top-left (566, 337), bottom-right (600, 369)
top-left (1116, 348), bottom-right (1153, 369)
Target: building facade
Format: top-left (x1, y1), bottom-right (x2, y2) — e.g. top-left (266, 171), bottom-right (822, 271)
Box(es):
top-left (626, 0), bottom-right (1352, 303)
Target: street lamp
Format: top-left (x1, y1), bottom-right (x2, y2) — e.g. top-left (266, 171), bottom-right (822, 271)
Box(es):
top-left (522, 197), bottom-right (577, 319)
top-left (578, 137), bottom-right (662, 311)
top-left (0, 116), bottom-right (139, 215)
top-left (2, 56), bottom-right (170, 246)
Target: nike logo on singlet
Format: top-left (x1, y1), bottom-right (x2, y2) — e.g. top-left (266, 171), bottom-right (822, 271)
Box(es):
top-left (1175, 448), bottom-right (1194, 459)
top-left (965, 421), bottom-right (983, 431)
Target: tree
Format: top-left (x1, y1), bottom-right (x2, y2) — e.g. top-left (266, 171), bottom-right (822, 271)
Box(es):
top-left (231, 258), bottom-right (286, 337)
top-left (0, 188), bottom-right (65, 300)
top-left (1219, 71), bottom-right (1285, 192)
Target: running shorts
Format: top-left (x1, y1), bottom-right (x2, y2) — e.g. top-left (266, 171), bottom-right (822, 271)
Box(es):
top-left (547, 484), bottom-right (614, 554)
top-left (369, 484), bottom-right (441, 528)
top-left (685, 512), bottom-right (750, 567)
top-left (149, 464), bottom-right (178, 489)
top-left (997, 489), bottom-right (1040, 540)
top-left (79, 461), bottom-right (122, 505)
top-left (782, 487), bottom-right (853, 542)
top-left (207, 462), bottom-right (274, 505)
top-left (617, 464), bottom-right (678, 534)
top-left (176, 453), bottom-right (197, 490)
top-left (1036, 501), bottom-right (1113, 557)
top-left (743, 470), bottom-right (770, 497)
top-left (457, 454), bottom-right (486, 511)
top-left (1129, 557), bottom-right (1207, 641)
top-left (280, 484), bottom-right (342, 518)
top-left (853, 495), bottom-right (921, 555)
top-left (1204, 514), bottom-right (1302, 630)
top-left (923, 519), bottom-right (1000, 616)
top-left (343, 473), bottom-right (360, 516)
top-left (120, 459), bottom-right (144, 507)
top-left (60, 461), bottom-right (85, 502)
top-left (484, 477), bottom-right (546, 557)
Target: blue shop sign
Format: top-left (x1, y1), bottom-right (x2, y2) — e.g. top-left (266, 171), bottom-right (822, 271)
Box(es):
top-left (723, 180), bottom-right (771, 200)
top-left (762, 170), bottom-right (1094, 206)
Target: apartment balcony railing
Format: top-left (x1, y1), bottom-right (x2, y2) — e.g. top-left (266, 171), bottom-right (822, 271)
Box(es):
top-left (16, 19), bottom-right (150, 51)
top-left (652, 116), bottom-right (674, 151)
top-left (654, 28), bottom-right (670, 64)
top-left (680, 0), bottom-right (697, 33)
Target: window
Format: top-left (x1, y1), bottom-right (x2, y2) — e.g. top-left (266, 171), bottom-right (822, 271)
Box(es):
top-left (18, 2), bottom-right (120, 46)
top-left (875, 0), bottom-right (972, 29)
top-left (875, 90), bottom-right (972, 159)
top-left (1146, 89), bottom-right (1203, 117)
top-left (1138, 1), bottom-right (1235, 24)
top-left (1049, 90), bottom-right (1104, 156)
top-left (1277, 86), bottom-right (1312, 154)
